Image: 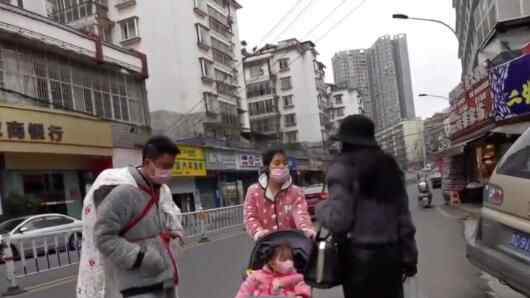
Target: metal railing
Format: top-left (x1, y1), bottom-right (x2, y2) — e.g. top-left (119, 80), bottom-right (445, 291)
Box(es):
top-left (1, 204), bottom-right (244, 295)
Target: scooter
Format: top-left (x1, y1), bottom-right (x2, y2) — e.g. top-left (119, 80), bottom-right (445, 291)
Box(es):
top-left (417, 179), bottom-right (433, 208)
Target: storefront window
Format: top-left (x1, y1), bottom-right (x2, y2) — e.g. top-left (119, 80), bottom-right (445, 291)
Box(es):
top-left (22, 173), bottom-right (66, 214)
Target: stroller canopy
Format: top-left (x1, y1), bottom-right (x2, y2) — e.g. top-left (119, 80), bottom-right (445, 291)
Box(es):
top-left (247, 230), bottom-right (314, 273)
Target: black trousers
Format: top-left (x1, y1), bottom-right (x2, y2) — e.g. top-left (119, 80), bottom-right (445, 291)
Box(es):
top-left (341, 245), bottom-right (404, 298)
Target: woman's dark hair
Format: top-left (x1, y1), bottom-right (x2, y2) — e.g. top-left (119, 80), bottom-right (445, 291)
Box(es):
top-left (142, 135), bottom-right (180, 161)
top-left (262, 147), bottom-right (287, 168)
top-left (343, 148), bottom-right (405, 203)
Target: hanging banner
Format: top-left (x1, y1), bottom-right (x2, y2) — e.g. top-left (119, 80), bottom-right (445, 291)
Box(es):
top-left (490, 53), bottom-right (530, 120)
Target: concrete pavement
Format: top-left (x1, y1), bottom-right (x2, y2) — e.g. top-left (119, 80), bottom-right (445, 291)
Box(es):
top-left (1, 185), bottom-right (524, 298)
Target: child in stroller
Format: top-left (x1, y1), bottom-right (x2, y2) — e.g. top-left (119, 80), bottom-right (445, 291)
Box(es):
top-left (236, 231), bottom-right (313, 298)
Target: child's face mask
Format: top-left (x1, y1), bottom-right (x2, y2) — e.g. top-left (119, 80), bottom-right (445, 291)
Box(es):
top-left (274, 258), bottom-right (294, 274)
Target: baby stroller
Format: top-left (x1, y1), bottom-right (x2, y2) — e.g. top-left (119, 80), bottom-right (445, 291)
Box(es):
top-left (245, 230), bottom-right (314, 277)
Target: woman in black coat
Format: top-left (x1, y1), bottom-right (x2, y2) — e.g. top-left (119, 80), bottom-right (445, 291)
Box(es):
top-left (316, 115), bottom-right (418, 298)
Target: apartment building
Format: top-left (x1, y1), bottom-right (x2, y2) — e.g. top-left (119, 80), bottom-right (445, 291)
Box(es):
top-left (332, 34), bottom-right (416, 131)
top-left (424, 112), bottom-right (450, 162)
top-left (15, 0), bottom-right (249, 139)
top-left (242, 39), bottom-right (329, 145)
top-left (453, 0), bottom-right (530, 76)
top-left (329, 86), bottom-right (361, 132)
top-left (332, 49), bottom-right (372, 121)
top-left (376, 119), bottom-right (425, 170)
top-left (0, 3), bottom-right (149, 217)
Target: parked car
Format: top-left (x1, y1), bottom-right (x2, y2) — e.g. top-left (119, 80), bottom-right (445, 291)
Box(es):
top-left (0, 213), bottom-right (82, 260)
top-left (466, 128), bottom-right (530, 296)
top-left (303, 184), bottom-right (328, 220)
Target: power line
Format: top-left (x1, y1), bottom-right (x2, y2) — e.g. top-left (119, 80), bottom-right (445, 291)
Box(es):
top-left (256, 0), bottom-right (305, 45)
top-left (170, 0), bottom-right (370, 137)
top-left (301, 0), bottom-right (349, 39)
top-left (269, 0), bottom-right (317, 42)
top-left (314, 0), bottom-right (368, 41)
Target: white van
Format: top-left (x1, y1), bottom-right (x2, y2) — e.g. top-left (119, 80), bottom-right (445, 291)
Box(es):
top-left (467, 128), bottom-right (530, 296)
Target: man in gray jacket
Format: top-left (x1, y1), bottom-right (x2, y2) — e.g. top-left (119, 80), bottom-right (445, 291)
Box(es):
top-left (316, 115), bottom-right (418, 298)
top-left (94, 136), bottom-right (181, 298)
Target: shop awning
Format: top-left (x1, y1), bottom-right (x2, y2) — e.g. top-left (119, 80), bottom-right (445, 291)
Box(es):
top-left (492, 122), bottom-right (530, 135)
top-left (434, 142), bottom-right (466, 158)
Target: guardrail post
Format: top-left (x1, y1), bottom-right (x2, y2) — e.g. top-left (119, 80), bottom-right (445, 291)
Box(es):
top-left (198, 210), bottom-right (209, 243)
top-left (2, 239), bottom-right (25, 296)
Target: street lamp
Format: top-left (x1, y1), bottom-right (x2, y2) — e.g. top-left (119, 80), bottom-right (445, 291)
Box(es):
top-left (418, 93), bottom-right (450, 100)
top-left (392, 13), bottom-right (458, 40)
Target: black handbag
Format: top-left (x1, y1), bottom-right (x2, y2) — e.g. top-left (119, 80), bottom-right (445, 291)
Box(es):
top-left (304, 227), bottom-right (344, 289)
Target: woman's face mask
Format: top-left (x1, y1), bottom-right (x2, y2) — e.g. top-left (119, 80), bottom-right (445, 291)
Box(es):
top-left (269, 167), bottom-right (290, 184)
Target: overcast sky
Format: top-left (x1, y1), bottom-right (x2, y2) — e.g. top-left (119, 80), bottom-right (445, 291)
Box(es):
top-left (237, 0), bottom-right (461, 119)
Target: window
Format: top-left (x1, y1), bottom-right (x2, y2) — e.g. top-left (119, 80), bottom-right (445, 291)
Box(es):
top-left (283, 95), bottom-right (294, 108)
top-left (249, 99), bottom-right (276, 116)
top-left (0, 43), bottom-right (147, 125)
top-left (119, 17), bottom-right (139, 41)
top-left (195, 24), bottom-right (210, 49)
top-left (249, 65), bottom-right (264, 78)
top-left (335, 94), bottom-right (343, 105)
top-left (284, 114), bottom-right (296, 127)
top-left (279, 58), bottom-right (289, 72)
top-left (337, 107), bottom-right (345, 117)
top-left (285, 131), bottom-right (298, 143)
top-left (193, 0), bottom-right (206, 12)
top-left (497, 131), bottom-right (530, 179)
top-left (199, 58), bottom-right (214, 80)
top-left (280, 77), bottom-right (292, 91)
top-left (251, 117), bottom-right (277, 133)
top-left (219, 101), bottom-right (238, 127)
top-left (212, 48), bottom-right (233, 67)
top-left (204, 92), bottom-right (219, 114)
top-left (246, 81), bottom-right (273, 98)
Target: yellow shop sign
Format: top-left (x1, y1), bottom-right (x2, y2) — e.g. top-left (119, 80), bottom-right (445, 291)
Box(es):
top-left (172, 145), bottom-right (207, 177)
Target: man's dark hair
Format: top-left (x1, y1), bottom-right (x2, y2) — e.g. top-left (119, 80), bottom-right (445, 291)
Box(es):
top-left (262, 147), bottom-right (287, 169)
top-left (142, 135), bottom-right (180, 161)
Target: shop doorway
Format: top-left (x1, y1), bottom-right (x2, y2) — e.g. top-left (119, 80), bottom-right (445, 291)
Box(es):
top-left (173, 193), bottom-right (196, 213)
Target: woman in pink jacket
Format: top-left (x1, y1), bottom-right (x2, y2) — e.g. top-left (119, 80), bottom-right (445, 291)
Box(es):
top-left (244, 148), bottom-right (315, 240)
top-left (236, 244), bottom-right (311, 298)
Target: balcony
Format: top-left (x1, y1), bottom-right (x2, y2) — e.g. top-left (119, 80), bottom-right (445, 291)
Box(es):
top-left (211, 37), bottom-right (233, 57)
top-left (48, 0), bottom-right (109, 27)
top-left (115, 0), bottom-right (136, 9)
top-left (209, 16), bottom-right (233, 39)
top-left (212, 48), bottom-right (234, 68)
top-left (216, 80), bottom-right (238, 99)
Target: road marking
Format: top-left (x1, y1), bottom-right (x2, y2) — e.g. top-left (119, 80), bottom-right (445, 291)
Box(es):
top-left (13, 230), bottom-right (249, 295)
top-left (18, 275), bottom-right (77, 296)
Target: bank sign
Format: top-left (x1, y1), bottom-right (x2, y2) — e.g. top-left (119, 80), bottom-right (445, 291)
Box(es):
top-left (490, 53), bottom-right (530, 120)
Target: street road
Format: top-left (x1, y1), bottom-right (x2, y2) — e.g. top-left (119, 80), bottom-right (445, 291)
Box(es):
top-left (0, 185), bottom-right (524, 298)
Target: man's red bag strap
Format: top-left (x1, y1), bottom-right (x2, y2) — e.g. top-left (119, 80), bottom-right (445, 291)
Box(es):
top-left (119, 185), bottom-right (160, 237)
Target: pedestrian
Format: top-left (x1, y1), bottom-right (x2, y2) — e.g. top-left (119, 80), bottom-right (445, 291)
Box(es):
top-left (316, 115), bottom-right (418, 298)
top-left (235, 243), bottom-right (311, 298)
top-left (77, 136), bottom-right (184, 298)
top-left (244, 148), bottom-right (315, 241)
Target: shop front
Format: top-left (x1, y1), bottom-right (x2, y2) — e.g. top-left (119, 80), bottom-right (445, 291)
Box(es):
top-left (169, 145), bottom-right (208, 211)
top-left (0, 104), bottom-right (113, 218)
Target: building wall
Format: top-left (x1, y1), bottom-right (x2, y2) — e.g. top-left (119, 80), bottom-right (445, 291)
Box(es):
top-left (244, 40), bottom-right (325, 144)
top-left (332, 34), bottom-right (415, 132)
top-left (330, 88), bottom-right (360, 131)
top-left (454, 0), bottom-right (530, 76)
top-left (376, 119), bottom-right (424, 169)
top-left (108, 0), bottom-right (206, 113)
